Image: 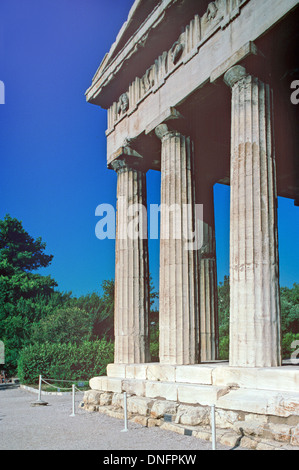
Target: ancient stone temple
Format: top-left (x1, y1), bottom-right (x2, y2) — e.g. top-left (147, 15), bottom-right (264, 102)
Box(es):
top-left (84, 0), bottom-right (299, 449)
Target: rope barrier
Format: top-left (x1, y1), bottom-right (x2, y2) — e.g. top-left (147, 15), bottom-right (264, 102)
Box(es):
top-left (33, 375), bottom-right (87, 415)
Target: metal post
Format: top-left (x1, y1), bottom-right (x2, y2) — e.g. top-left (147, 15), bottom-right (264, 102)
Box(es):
top-left (38, 375), bottom-right (42, 402)
top-left (31, 375), bottom-right (48, 406)
top-left (121, 392), bottom-right (128, 432)
top-left (211, 405), bottom-right (216, 450)
top-left (70, 384), bottom-right (75, 417)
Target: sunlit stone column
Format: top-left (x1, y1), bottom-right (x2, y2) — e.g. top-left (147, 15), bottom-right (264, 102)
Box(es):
top-left (111, 154), bottom-right (150, 364)
top-left (155, 124), bottom-right (200, 365)
top-left (197, 184), bottom-right (219, 362)
top-left (224, 65), bottom-right (281, 367)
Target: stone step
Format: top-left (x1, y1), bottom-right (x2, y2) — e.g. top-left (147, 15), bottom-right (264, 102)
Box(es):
top-left (106, 362), bottom-right (299, 393)
top-left (89, 375), bottom-right (299, 418)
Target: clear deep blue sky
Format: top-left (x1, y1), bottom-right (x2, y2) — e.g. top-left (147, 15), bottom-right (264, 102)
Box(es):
top-left (0, 0), bottom-right (298, 298)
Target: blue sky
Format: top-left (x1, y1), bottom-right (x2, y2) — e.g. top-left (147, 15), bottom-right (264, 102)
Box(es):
top-left (0, 0), bottom-right (298, 299)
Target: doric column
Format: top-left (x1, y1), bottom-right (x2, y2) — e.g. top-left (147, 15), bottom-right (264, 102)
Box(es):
top-left (155, 124), bottom-right (200, 365)
top-left (197, 184), bottom-right (219, 362)
top-left (111, 154), bottom-right (150, 364)
top-left (224, 65), bottom-right (281, 367)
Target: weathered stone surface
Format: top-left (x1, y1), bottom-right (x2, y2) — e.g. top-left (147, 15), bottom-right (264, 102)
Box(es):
top-left (127, 396), bottom-right (153, 416)
top-left (147, 418), bottom-right (162, 428)
top-left (112, 393), bottom-right (125, 408)
top-left (224, 66), bottom-right (281, 368)
top-left (216, 409), bottom-right (241, 429)
top-left (175, 365), bottom-right (213, 385)
top-left (219, 431), bottom-right (240, 447)
top-left (233, 420), bottom-right (265, 438)
top-left (160, 422), bottom-right (185, 435)
top-left (213, 366), bottom-right (299, 393)
top-left (176, 405), bottom-right (209, 426)
top-left (150, 400), bottom-right (178, 419)
top-left (146, 381), bottom-right (178, 401)
top-left (130, 415), bottom-right (149, 426)
top-left (147, 364), bottom-right (175, 382)
top-left (89, 376), bottom-right (107, 391)
top-left (83, 390), bottom-right (102, 406)
top-left (100, 392), bottom-right (112, 406)
top-left (177, 384), bottom-right (223, 406)
top-left (112, 158), bottom-right (150, 364)
top-left (122, 379), bottom-right (146, 396)
top-left (126, 364), bottom-right (147, 380)
top-left (156, 126), bottom-right (199, 365)
top-left (291, 425), bottom-right (299, 446)
top-left (107, 364), bottom-right (126, 378)
top-left (264, 424), bottom-right (292, 443)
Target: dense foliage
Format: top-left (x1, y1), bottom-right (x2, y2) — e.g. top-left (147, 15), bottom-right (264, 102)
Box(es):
top-left (18, 340), bottom-right (114, 385)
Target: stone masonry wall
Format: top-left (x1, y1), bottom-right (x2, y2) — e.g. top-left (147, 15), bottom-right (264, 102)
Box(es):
top-left (82, 390), bottom-right (299, 450)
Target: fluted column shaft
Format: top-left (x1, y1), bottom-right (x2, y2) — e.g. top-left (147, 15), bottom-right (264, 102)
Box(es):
top-left (156, 124), bottom-right (200, 365)
top-left (198, 185), bottom-right (219, 361)
top-left (112, 157), bottom-right (150, 364)
top-left (224, 66), bottom-right (281, 367)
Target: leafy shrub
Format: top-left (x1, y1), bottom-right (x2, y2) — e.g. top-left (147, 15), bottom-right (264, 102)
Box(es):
top-left (18, 339), bottom-right (114, 385)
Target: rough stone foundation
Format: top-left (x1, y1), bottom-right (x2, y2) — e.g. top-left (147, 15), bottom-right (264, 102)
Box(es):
top-left (82, 363), bottom-right (299, 451)
top-left (82, 390), bottom-right (299, 450)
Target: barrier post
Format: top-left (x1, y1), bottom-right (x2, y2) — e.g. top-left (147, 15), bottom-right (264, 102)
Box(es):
top-left (70, 384), bottom-right (76, 417)
top-left (30, 375), bottom-right (48, 406)
top-left (38, 375), bottom-right (42, 402)
top-left (121, 392), bottom-right (128, 432)
top-left (211, 405), bottom-right (216, 450)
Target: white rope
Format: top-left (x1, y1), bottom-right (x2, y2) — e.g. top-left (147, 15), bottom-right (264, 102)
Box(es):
top-left (41, 378), bottom-right (72, 391)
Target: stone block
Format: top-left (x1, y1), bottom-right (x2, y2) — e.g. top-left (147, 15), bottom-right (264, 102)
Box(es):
top-left (176, 405), bottom-right (209, 426)
top-left (107, 378), bottom-right (123, 393)
top-left (256, 441), bottom-right (277, 451)
top-left (146, 381), bottom-right (178, 401)
top-left (217, 389), bottom-right (270, 415)
top-left (147, 364), bottom-right (175, 382)
top-left (291, 425), bottom-right (299, 446)
top-left (219, 431), bottom-right (239, 447)
top-left (240, 436), bottom-right (258, 450)
top-left (100, 392), bottom-right (112, 406)
top-left (107, 364), bottom-right (126, 378)
top-left (267, 393), bottom-right (299, 417)
top-left (130, 415), bottom-right (149, 426)
top-left (213, 366), bottom-right (299, 393)
top-left (160, 422), bottom-right (185, 435)
top-left (89, 376), bottom-right (108, 391)
top-left (127, 396), bottom-right (153, 416)
top-left (264, 423), bottom-right (291, 443)
top-left (112, 393), bottom-right (124, 408)
top-left (215, 408), bottom-right (241, 429)
top-left (83, 390), bottom-right (102, 406)
top-left (177, 384), bottom-right (222, 406)
top-left (148, 418), bottom-right (162, 427)
top-left (150, 400), bottom-right (178, 419)
top-left (122, 379), bottom-right (146, 396)
top-left (126, 364), bottom-right (147, 380)
top-left (233, 420), bottom-right (265, 438)
top-left (175, 365), bottom-right (213, 385)
top-left (192, 430), bottom-right (211, 442)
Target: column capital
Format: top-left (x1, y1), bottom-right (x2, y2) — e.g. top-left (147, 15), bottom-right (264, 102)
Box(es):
top-left (109, 146), bottom-right (146, 173)
top-left (224, 65), bottom-right (248, 88)
top-left (155, 123), bottom-right (181, 141)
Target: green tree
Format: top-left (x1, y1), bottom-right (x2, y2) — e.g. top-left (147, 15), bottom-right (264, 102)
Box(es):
top-left (31, 307), bottom-right (93, 344)
top-left (0, 215), bottom-right (56, 373)
top-left (217, 275), bottom-right (230, 360)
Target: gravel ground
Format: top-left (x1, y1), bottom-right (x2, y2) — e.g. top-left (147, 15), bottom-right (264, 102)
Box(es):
top-left (0, 387), bottom-right (235, 451)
